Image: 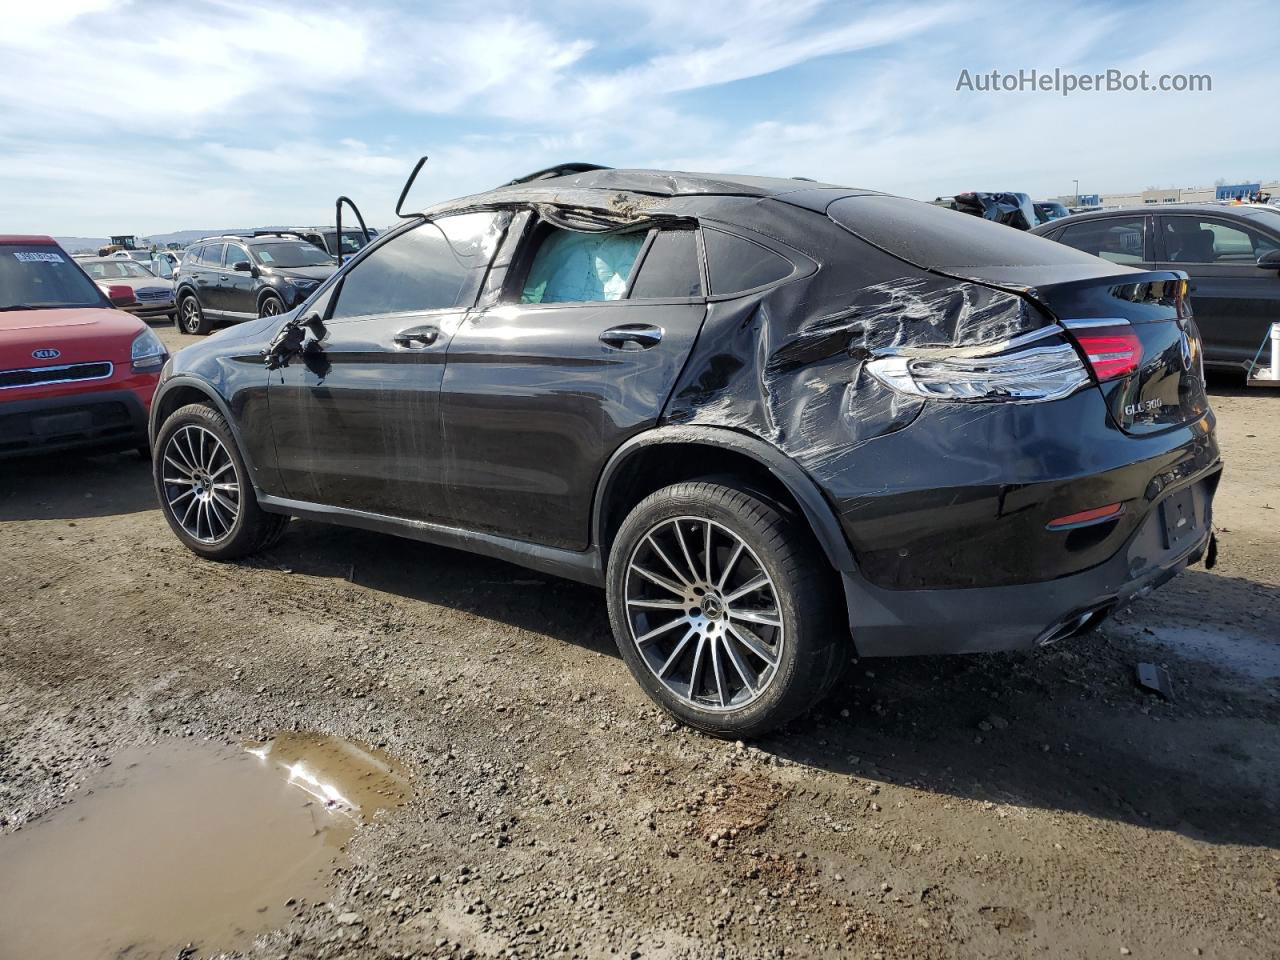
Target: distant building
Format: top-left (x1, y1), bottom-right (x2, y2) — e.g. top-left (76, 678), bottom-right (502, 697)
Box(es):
top-left (1052, 180), bottom-right (1280, 209)
top-left (1216, 182), bottom-right (1262, 200)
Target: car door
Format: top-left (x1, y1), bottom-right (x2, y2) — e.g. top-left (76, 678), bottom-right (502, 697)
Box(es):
top-left (218, 241), bottom-right (257, 318)
top-left (438, 217), bottom-right (709, 550)
top-left (1154, 214), bottom-right (1280, 367)
top-left (266, 211), bottom-right (510, 520)
top-left (189, 243), bottom-right (224, 313)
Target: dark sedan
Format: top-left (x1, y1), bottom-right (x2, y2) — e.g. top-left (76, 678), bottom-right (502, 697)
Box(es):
top-left (147, 167), bottom-right (1219, 737)
top-left (1031, 204), bottom-right (1280, 370)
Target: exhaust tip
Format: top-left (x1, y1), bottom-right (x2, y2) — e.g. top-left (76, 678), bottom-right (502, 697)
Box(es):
top-left (1036, 603), bottom-right (1113, 647)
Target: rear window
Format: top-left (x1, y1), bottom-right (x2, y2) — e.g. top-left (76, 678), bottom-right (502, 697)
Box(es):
top-left (0, 244), bottom-right (104, 311)
top-left (827, 194), bottom-right (1107, 270)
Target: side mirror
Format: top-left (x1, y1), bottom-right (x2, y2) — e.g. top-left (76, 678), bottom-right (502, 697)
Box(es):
top-left (1257, 249), bottom-right (1280, 270)
top-left (233, 260), bottom-right (253, 272)
top-left (107, 284), bottom-right (136, 307)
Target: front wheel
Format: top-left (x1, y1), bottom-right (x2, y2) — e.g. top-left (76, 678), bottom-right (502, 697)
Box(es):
top-left (176, 293), bottom-right (211, 335)
top-left (606, 481), bottom-right (843, 738)
top-left (258, 294), bottom-right (284, 318)
top-left (153, 403), bottom-right (288, 560)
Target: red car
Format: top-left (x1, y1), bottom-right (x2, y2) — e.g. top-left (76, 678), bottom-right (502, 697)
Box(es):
top-left (1, 235), bottom-right (168, 458)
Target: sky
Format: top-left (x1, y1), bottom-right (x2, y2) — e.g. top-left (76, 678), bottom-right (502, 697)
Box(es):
top-left (1, 0), bottom-right (1275, 236)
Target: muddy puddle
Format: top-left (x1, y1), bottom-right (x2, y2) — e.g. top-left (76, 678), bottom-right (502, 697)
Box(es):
top-left (0, 733), bottom-right (410, 960)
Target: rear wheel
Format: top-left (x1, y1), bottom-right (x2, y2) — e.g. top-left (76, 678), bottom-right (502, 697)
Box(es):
top-left (606, 481), bottom-right (843, 738)
top-left (153, 403), bottom-right (288, 560)
top-left (176, 293), bottom-right (211, 335)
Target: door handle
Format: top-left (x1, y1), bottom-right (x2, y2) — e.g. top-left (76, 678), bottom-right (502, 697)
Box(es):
top-left (599, 323), bottom-right (663, 350)
top-left (393, 325), bottom-right (439, 348)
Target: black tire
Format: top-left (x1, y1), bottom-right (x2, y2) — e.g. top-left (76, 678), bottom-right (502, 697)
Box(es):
top-left (176, 293), bottom-right (211, 335)
top-left (258, 293), bottom-right (284, 318)
top-left (153, 403), bottom-right (289, 560)
top-left (606, 480), bottom-right (843, 739)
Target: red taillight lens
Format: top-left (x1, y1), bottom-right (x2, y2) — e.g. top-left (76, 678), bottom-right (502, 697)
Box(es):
top-left (1073, 328), bottom-right (1142, 381)
top-left (106, 284), bottom-right (136, 307)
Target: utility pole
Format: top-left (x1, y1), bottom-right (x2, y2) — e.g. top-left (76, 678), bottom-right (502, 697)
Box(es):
top-left (1073, 179), bottom-right (1080, 205)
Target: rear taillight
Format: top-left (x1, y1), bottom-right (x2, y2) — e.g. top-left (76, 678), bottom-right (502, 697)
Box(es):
top-left (1071, 326), bottom-right (1142, 381)
top-left (865, 336), bottom-right (1089, 404)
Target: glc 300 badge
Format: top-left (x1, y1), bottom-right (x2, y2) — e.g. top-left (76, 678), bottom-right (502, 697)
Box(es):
top-left (31, 348), bottom-right (60, 360)
top-left (1124, 398), bottom-right (1164, 416)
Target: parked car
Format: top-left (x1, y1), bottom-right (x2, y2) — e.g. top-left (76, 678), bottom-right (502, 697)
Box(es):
top-left (1, 235), bottom-right (167, 457)
top-left (272, 227), bottom-right (380, 260)
top-left (110, 249), bottom-right (155, 264)
top-left (172, 234), bottom-right (337, 335)
top-left (79, 257), bottom-right (176, 321)
top-left (1030, 204), bottom-right (1280, 370)
top-left (1034, 201), bottom-right (1070, 223)
top-left (149, 167), bottom-right (1220, 737)
top-left (149, 250), bottom-right (182, 279)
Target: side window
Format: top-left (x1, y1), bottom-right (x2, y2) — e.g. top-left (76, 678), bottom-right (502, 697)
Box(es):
top-left (225, 244), bottom-right (248, 267)
top-left (201, 243), bottom-right (226, 267)
top-left (628, 228), bottom-right (703, 299)
top-left (702, 228), bottom-right (793, 295)
top-left (185, 245), bottom-right (205, 266)
top-left (1163, 217), bottom-right (1279, 264)
top-left (329, 211), bottom-right (506, 320)
top-left (1056, 217), bottom-right (1146, 264)
top-left (520, 226), bottom-right (646, 304)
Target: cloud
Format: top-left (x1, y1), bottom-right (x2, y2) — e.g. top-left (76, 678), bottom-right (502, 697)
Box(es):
top-left (2, 0), bottom-right (1277, 234)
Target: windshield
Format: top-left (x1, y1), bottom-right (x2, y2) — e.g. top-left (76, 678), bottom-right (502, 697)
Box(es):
top-left (251, 241), bottom-right (333, 268)
top-left (83, 259), bottom-right (157, 279)
top-left (0, 245), bottom-right (106, 310)
top-left (325, 231), bottom-right (375, 255)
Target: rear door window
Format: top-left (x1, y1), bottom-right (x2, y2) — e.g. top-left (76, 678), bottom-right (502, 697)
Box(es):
top-left (702, 228), bottom-right (793, 295)
top-left (1160, 216), bottom-right (1280, 263)
top-left (628, 228), bottom-right (704, 299)
top-left (1056, 217), bottom-right (1148, 264)
top-left (329, 211), bottom-right (507, 320)
top-left (199, 244), bottom-right (226, 267)
top-left (520, 227), bottom-right (647, 304)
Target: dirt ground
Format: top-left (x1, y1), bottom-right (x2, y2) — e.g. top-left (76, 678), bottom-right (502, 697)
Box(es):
top-left (1, 325), bottom-right (1277, 959)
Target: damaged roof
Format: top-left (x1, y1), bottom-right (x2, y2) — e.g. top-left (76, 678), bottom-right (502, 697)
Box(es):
top-left (419, 166), bottom-right (878, 223)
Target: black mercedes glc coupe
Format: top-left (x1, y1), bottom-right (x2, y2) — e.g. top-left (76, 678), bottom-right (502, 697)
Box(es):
top-left (150, 166), bottom-right (1221, 737)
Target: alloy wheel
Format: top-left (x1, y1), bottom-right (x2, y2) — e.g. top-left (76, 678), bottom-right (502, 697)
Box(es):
top-left (260, 297), bottom-right (281, 317)
top-left (624, 516), bottom-right (784, 712)
top-left (181, 298), bottom-right (201, 333)
top-left (161, 424), bottom-right (240, 543)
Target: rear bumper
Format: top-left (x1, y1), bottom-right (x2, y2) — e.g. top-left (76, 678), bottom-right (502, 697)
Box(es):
top-left (846, 464), bottom-right (1221, 655)
top-left (0, 386), bottom-right (153, 458)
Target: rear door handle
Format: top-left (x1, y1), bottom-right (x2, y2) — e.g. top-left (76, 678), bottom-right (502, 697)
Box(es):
top-left (393, 325), bottom-right (439, 348)
top-left (599, 323), bottom-right (663, 350)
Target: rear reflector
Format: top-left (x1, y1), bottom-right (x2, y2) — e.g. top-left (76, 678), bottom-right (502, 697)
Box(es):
top-left (1071, 327), bottom-right (1142, 381)
top-left (1046, 502), bottom-right (1125, 530)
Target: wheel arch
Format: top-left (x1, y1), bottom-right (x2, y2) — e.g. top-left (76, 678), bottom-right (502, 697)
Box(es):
top-left (149, 376), bottom-right (260, 484)
top-left (257, 287), bottom-right (285, 311)
top-left (592, 426), bottom-right (857, 576)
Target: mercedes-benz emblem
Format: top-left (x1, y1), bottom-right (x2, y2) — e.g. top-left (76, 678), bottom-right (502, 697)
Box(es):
top-left (1179, 331), bottom-right (1193, 372)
